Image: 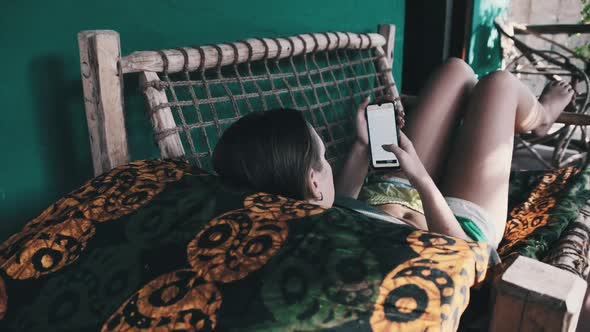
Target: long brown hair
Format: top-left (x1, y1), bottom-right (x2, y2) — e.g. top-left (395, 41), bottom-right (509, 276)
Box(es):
top-left (212, 109), bottom-right (323, 200)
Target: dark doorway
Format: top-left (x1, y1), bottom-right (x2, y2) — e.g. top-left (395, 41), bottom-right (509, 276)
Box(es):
top-left (402, 0), bottom-right (473, 95)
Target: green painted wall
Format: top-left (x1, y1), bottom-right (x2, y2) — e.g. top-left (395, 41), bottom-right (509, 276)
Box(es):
top-left (0, 0), bottom-right (405, 239)
top-left (468, 0), bottom-right (509, 77)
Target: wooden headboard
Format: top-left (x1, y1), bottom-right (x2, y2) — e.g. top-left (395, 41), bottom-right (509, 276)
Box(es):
top-left (78, 24), bottom-right (400, 176)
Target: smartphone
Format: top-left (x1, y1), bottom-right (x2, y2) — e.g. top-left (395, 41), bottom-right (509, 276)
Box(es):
top-left (366, 102), bottom-right (400, 169)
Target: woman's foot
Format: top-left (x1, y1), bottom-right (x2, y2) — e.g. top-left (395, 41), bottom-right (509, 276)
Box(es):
top-left (533, 81), bottom-right (575, 136)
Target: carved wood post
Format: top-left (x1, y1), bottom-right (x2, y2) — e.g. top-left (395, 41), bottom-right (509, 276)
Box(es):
top-left (78, 30), bottom-right (128, 175)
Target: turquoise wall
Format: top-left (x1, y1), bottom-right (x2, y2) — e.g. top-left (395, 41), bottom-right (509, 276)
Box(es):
top-left (468, 0), bottom-right (509, 76)
top-left (0, 0), bottom-right (405, 239)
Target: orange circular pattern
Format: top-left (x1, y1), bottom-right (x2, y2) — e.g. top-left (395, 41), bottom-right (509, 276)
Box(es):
top-left (187, 209), bottom-right (289, 283)
top-left (0, 159), bottom-right (194, 281)
top-left (1, 215), bottom-right (95, 280)
top-left (244, 193), bottom-right (325, 222)
top-left (499, 167), bottom-right (578, 256)
top-left (371, 231), bottom-right (488, 332)
top-left (102, 269), bottom-right (221, 331)
top-left (188, 193), bottom-right (325, 283)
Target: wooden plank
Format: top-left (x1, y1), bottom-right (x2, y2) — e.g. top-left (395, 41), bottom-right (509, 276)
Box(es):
top-left (521, 300), bottom-right (570, 332)
top-left (140, 71), bottom-right (185, 159)
top-left (120, 32), bottom-right (386, 74)
top-left (515, 24), bottom-right (590, 35)
top-left (78, 31), bottom-right (105, 175)
top-left (375, 26), bottom-right (404, 115)
top-left (490, 256), bottom-right (587, 332)
top-left (377, 24), bottom-right (395, 64)
top-left (544, 201), bottom-right (590, 278)
top-left (489, 286), bottom-right (526, 332)
top-left (556, 113), bottom-right (590, 126)
top-left (78, 30), bottom-right (129, 175)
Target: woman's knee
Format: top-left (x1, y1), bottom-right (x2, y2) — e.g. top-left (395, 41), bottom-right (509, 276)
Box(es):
top-left (477, 70), bottom-right (518, 91)
top-left (443, 57), bottom-right (476, 82)
top-left (470, 70), bottom-right (521, 103)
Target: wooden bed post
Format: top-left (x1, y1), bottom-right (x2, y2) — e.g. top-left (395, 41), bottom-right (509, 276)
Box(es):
top-left (377, 24), bottom-right (395, 64)
top-left (491, 255), bottom-right (587, 332)
top-left (78, 30), bottom-right (129, 175)
top-left (377, 24), bottom-right (404, 114)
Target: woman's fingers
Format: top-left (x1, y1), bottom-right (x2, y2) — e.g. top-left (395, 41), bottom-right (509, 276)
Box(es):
top-left (381, 131), bottom-right (413, 156)
top-left (379, 94), bottom-right (394, 103)
top-left (362, 93), bottom-right (405, 128)
top-left (397, 130), bottom-right (413, 151)
top-left (357, 96), bottom-right (371, 114)
top-left (382, 143), bottom-right (405, 159)
top-left (397, 115), bottom-right (405, 128)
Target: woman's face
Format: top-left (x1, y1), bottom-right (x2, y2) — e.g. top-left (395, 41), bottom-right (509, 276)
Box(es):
top-left (308, 127), bottom-right (335, 208)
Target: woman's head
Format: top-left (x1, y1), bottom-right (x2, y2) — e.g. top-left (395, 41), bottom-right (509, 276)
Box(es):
top-left (212, 109), bottom-right (334, 207)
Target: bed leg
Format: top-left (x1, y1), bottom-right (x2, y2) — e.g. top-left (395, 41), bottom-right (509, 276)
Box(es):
top-left (490, 255), bottom-right (587, 332)
top-left (78, 30), bottom-right (129, 175)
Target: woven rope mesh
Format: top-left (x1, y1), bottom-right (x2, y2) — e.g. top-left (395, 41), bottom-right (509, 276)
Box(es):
top-left (143, 41), bottom-right (393, 172)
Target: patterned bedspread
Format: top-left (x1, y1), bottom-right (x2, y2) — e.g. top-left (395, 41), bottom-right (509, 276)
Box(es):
top-left (501, 166), bottom-right (590, 261)
top-left (0, 159), bottom-right (587, 331)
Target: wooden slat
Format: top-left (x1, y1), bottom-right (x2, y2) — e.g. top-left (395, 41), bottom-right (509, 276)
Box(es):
top-left (521, 300), bottom-right (569, 332)
top-left (490, 285), bottom-right (526, 331)
top-left (556, 113), bottom-right (590, 126)
top-left (375, 24), bottom-right (403, 114)
top-left (140, 72), bottom-right (186, 159)
top-left (377, 24), bottom-right (395, 64)
top-left (490, 256), bottom-right (587, 332)
top-left (515, 24), bottom-right (590, 35)
top-left (544, 201), bottom-right (590, 278)
top-left (119, 32), bottom-right (386, 74)
top-left (375, 46), bottom-right (403, 111)
top-left (78, 30), bottom-right (129, 175)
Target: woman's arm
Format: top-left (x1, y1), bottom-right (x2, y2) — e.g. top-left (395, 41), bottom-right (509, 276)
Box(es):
top-left (335, 97), bottom-right (371, 198)
top-left (412, 175), bottom-right (469, 239)
top-left (335, 140), bottom-right (370, 198)
top-left (384, 132), bottom-right (469, 240)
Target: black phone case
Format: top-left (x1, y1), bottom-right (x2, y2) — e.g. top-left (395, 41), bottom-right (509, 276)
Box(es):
top-left (365, 102), bottom-right (401, 170)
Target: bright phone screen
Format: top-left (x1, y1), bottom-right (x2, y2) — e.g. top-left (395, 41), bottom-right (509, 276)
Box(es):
top-left (366, 103), bottom-right (399, 168)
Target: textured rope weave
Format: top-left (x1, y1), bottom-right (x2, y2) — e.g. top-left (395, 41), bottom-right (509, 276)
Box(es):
top-left (142, 36), bottom-right (393, 171)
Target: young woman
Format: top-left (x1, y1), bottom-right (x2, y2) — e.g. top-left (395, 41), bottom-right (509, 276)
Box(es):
top-left (212, 58), bottom-right (574, 251)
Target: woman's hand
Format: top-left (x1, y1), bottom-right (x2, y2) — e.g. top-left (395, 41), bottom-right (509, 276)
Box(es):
top-left (383, 131), bottom-right (470, 240)
top-left (382, 131), bottom-right (428, 183)
top-left (355, 95), bottom-right (405, 147)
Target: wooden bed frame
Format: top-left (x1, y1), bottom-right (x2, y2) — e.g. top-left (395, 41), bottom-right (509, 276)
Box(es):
top-left (78, 24), bottom-right (590, 331)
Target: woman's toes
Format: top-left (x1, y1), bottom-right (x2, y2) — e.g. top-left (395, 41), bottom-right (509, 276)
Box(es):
top-left (533, 81), bottom-right (575, 136)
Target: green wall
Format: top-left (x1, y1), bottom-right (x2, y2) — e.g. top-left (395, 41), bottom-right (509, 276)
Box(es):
top-left (0, 0), bottom-right (405, 239)
top-left (468, 0), bottom-right (509, 76)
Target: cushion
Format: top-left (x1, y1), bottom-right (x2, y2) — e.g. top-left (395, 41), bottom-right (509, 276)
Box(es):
top-left (0, 159), bottom-right (488, 331)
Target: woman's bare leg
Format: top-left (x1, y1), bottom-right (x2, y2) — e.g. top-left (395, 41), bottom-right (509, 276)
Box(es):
top-left (441, 71), bottom-right (574, 242)
top-left (402, 58), bottom-right (477, 183)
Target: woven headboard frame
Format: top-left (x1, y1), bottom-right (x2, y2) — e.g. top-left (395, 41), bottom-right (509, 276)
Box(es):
top-left (78, 24), bottom-right (400, 175)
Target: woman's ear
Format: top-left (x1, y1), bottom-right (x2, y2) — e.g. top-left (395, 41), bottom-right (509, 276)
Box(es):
top-left (307, 168), bottom-right (322, 201)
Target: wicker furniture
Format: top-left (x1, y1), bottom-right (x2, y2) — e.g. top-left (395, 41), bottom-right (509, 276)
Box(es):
top-left (496, 19), bottom-right (590, 169)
